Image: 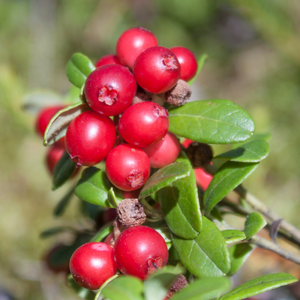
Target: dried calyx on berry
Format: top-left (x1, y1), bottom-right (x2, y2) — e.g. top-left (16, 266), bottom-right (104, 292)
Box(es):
top-left (132, 88), bottom-right (153, 105)
top-left (185, 142), bottom-right (213, 168)
top-left (164, 79), bottom-right (191, 107)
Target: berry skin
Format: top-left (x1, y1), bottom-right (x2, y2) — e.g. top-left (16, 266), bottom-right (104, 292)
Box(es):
top-left (113, 226), bottom-right (169, 280)
top-left (84, 65), bottom-right (137, 116)
top-left (95, 54), bottom-right (121, 68)
top-left (116, 27), bottom-right (158, 69)
top-left (69, 242), bottom-right (117, 290)
top-left (121, 188), bottom-right (141, 199)
top-left (133, 46), bottom-right (181, 93)
top-left (170, 47), bottom-right (198, 81)
top-left (65, 111), bottom-right (116, 166)
top-left (119, 102), bottom-right (169, 148)
top-left (143, 132), bottom-right (181, 168)
top-left (194, 167), bottom-right (212, 191)
top-left (46, 144), bottom-right (65, 174)
top-left (105, 144), bottom-right (150, 191)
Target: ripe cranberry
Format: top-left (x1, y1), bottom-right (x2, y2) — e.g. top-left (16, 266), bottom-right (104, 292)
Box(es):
top-left (84, 65), bottom-right (137, 116)
top-left (119, 102), bottom-right (169, 148)
top-left (70, 242), bottom-right (117, 290)
top-left (121, 188), bottom-right (141, 199)
top-left (133, 46), bottom-right (180, 93)
top-left (105, 144), bottom-right (150, 191)
top-left (116, 27), bottom-right (158, 69)
top-left (194, 167), bottom-right (212, 191)
top-left (46, 144), bottom-right (65, 174)
top-left (95, 54), bottom-right (121, 68)
top-left (113, 226), bottom-right (168, 280)
top-left (65, 111), bottom-right (116, 166)
top-left (143, 132), bottom-right (181, 168)
top-left (170, 47), bottom-right (198, 81)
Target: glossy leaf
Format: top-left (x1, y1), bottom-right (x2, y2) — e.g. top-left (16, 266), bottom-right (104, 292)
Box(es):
top-left (231, 132), bottom-right (271, 149)
top-left (172, 217), bottom-right (230, 278)
top-left (215, 140), bottom-right (270, 162)
top-left (188, 53), bottom-right (208, 86)
top-left (66, 53), bottom-right (95, 88)
top-left (204, 161), bottom-right (259, 214)
top-left (94, 275), bottom-right (119, 300)
top-left (158, 154), bottom-right (201, 239)
top-left (107, 188), bottom-right (123, 208)
top-left (244, 212), bottom-right (267, 239)
top-left (90, 225), bottom-right (113, 242)
top-left (52, 151), bottom-right (77, 190)
top-left (228, 243), bottom-right (255, 276)
top-left (53, 185), bottom-right (75, 217)
top-left (75, 167), bottom-right (123, 208)
top-left (168, 100), bottom-right (255, 144)
top-left (219, 273), bottom-right (297, 300)
top-left (139, 162), bottom-right (191, 199)
top-left (43, 102), bottom-right (90, 146)
top-left (68, 274), bottom-right (95, 300)
top-left (222, 230), bottom-right (246, 244)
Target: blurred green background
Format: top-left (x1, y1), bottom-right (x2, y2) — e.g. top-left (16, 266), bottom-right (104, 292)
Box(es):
top-left (1, 0), bottom-right (300, 299)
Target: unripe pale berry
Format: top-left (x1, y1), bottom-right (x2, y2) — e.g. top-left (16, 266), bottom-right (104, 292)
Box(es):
top-left (95, 54), bottom-right (121, 68)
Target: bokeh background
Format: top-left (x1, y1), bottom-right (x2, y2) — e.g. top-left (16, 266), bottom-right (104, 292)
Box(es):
top-left (1, 0), bottom-right (300, 299)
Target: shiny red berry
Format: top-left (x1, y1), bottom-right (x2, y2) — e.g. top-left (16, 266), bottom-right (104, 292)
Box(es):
top-left (65, 111), bottom-right (116, 166)
top-left (84, 65), bottom-right (137, 116)
top-left (116, 27), bottom-right (158, 69)
top-left (95, 54), bottom-right (121, 68)
top-left (113, 226), bottom-right (168, 280)
top-left (119, 102), bottom-right (169, 148)
top-left (46, 144), bottom-right (65, 174)
top-left (170, 47), bottom-right (198, 81)
top-left (69, 242), bottom-right (117, 290)
top-left (195, 167), bottom-right (213, 191)
top-left (105, 144), bottom-right (150, 191)
top-left (133, 46), bottom-right (181, 93)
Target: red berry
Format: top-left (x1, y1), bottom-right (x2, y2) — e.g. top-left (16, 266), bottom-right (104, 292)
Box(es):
top-left (65, 111), bottom-right (116, 166)
top-left (84, 65), bottom-right (137, 116)
top-left (133, 46), bottom-right (181, 93)
top-left (119, 102), bottom-right (169, 148)
top-left (105, 144), bottom-right (150, 191)
top-left (143, 132), bottom-right (181, 168)
top-left (194, 167), bottom-right (212, 191)
top-left (116, 27), bottom-right (158, 69)
top-left (121, 188), bottom-right (141, 199)
top-left (95, 54), bottom-right (121, 68)
top-left (170, 47), bottom-right (198, 81)
top-left (46, 144), bottom-right (65, 174)
top-left (113, 226), bottom-right (168, 280)
top-left (69, 242), bottom-right (117, 290)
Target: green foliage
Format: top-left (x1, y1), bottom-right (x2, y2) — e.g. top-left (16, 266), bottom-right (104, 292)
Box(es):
top-left (188, 53), bottom-right (208, 86)
top-left (221, 230), bottom-right (246, 244)
top-left (53, 185), bottom-right (75, 217)
top-left (244, 212), bottom-right (267, 239)
top-left (90, 225), bottom-right (113, 242)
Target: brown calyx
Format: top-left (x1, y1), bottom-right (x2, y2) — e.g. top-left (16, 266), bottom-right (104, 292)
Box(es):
top-left (132, 90), bottom-right (153, 105)
top-left (166, 274), bottom-right (188, 299)
top-left (164, 79), bottom-right (191, 107)
top-left (185, 142), bottom-right (213, 168)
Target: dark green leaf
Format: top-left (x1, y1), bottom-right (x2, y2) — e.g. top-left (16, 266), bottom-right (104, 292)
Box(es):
top-left (215, 140), bottom-right (270, 162)
top-left (172, 217), bottom-right (230, 278)
top-left (90, 225), bottom-right (113, 242)
top-left (244, 212), bottom-right (267, 239)
top-left (231, 132), bottom-right (271, 149)
top-left (40, 226), bottom-right (75, 239)
top-left (204, 162), bottom-right (259, 214)
top-left (169, 100), bottom-right (255, 144)
top-left (52, 151), bottom-right (77, 190)
top-left (43, 102), bottom-right (90, 146)
top-left (158, 154), bottom-right (201, 239)
top-left (66, 53), bottom-right (95, 88)
top-left (139, 162), bottom-right (191, 199)
top-left (53, 185), bottom-right (75, 217)
top-left (228, 243), bottom-right (255, 276)
top-left (68, 274), bottom-right (95, 300)
top-left (219, 273), bottom-right (297, 300)
top-left (222, 230), bottom-right (246, 244)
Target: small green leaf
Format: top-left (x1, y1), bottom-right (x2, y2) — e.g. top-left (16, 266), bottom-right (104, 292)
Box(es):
top-left (40, 226), bottom-right (75, 239)
top-left (219, 273), bottom-right (297, 300)
top-left (52, 151), bottom-right (77, 190)
top-left (222, 230), bottom-right (246, 244)
top-left (204, 162), bottom-right (259, 214)
top-left (66, 53), bottom-right (95, 88)
top-left (172, 217), bottom-right (230, 278)
top-left (101, 276), bottom-right (144, 300)
top-left (75, 167), bottom-right (123, 208)
top-left (139, 162), bottom-right (191, 199)
top-left (215, 140), bottom-right (270, 162)
top-left (169, 100), bottom-right (255, 144)
top-left (94, 275), bottom-right (119, 300)
top-left (53, 185), bottom-right (75, 217)
top-left (188, 53), bottom-right (208, 86)
top-left (228, 243), bottom-right (255, 276)
top-left (244, 212), bottom-right (267, 239)
top-left (90, 225), bottom-right (113, 242)
top-left (107, 188), bottom-right (123, 208)
top-left (68, 274), bottom-right (95, 300)
top-left (172, 277), bottom-right (231, 300)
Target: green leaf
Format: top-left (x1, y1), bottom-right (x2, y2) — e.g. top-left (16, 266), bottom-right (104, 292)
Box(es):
top-left (66, 53), bottom-right (95, 88)
top-left (40, 226), bottom-right (75, 239)
top-left (215, 140), bottom-right (270, 162)
top-left (221, 230), bottom-right (246, 244)
top-left (139, 162), bottom-right (191, 199)
top-left (90, 225), bottom-right (113, 242)
top-left (172, 217), bottom-right (230, 278)
top-left (168, 100), bottom-right (255, 144)
top-left (52, 151), bottom-right (77, 190)
top-left (144, 266), bottom-right (185, 300)
top-left (219, 273), bottom-right (297, 300)
top-left (94, 275), bottom-right (119, 300)
top-left (107, 187), bottom-right (123, 208)
top-left (75, 167), bottom-right (123, 208)
top-left (244, 212), bottom-right (267, 239)
top-left (228, 243), bottom-right (255, 276)
top-left (188, 54), bottom-right (208, 86)
top-left (53, 185), bottom-right (75, 217)
top-left (204, 162), bottom-right (259, 214)
top-left (101, 276), bottom-right (144, 300)
top-left (172, 277), bottom-right (231, 300)
top-left (231, 132), bottom-right (271, 149)
top-left (158, 154), bottom-right (202, 239)
top-left (43, 102), bottom-right (90, 146)
top-left (68, 274), bottom-right (95, 300)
